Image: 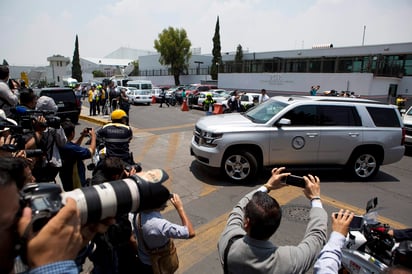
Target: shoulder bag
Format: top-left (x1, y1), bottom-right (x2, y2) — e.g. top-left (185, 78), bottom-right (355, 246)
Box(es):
top-left (135, 214), bottom-right (179, 274)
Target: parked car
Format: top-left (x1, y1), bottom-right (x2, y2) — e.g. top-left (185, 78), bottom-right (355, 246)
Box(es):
top-left (194, 91), bottom-right (230, 109)
top-left (191, 96), bottom-right (405, 183)
top-left (125, 87), bottom-right (152, 105)
top-left (39, 87), bottom-right (81, 124)
top-left (152, 86), bottom-right (162, 102)
top-left (403, 106), bottom-right (412, 146)
top-left (221, 92), bottom-right (260, 112)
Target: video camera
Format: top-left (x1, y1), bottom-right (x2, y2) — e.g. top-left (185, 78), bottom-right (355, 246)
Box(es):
top-left (11, 106), bottom-right (61, 130)
top-left (0, 143), bottom-right (43, 158)
top-left (0, 119), bottom-right (26, 150)
top-left (19, 169), bottom-right (171, 231)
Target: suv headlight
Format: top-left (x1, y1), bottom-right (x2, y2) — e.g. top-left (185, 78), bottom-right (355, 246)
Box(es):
top-left (201, 132), bottom-right (223, 147)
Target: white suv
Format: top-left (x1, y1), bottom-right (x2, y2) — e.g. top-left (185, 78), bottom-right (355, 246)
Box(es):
top-left (191, 96), bottom-right (406, 183)
top-left (403, 106), bottom-right (412, 147)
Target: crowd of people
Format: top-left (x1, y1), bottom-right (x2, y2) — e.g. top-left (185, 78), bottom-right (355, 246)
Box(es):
top-left (0, 64), bottom-right (196, 274)
top-left (1, 63), bottom-right (411, 273)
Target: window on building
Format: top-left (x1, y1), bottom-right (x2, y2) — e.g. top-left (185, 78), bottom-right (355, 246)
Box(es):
top-left (403, 55), bottom-right (412, 76)
top-left (322, 59), bottom-right (335, 73)
top-left (309, 59), bottom-right (321, 73)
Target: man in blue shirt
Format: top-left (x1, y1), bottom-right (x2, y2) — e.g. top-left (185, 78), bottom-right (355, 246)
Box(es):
top-left (59, 120), bottom-right (96, 191)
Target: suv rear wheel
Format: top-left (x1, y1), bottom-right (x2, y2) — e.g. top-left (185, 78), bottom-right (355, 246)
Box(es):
top-left (222, 150), bottom-right (257, 183)
top-left (347, 150), bottom-right (380, 180)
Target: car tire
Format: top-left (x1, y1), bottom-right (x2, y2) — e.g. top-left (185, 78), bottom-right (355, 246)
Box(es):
top-left (222, 150), bottom-right (257, 183)
top-left (346, 150), bottom-right (380, 181)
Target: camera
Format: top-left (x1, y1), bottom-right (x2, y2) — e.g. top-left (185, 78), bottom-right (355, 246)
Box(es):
top-left (284, 175), bottom-right (306, 188)
top-left (125, 163), bottom-right (142, 173)
top-left (11, 107), bottom-right (61, 130)
top-left (333, 212), bottom-right (364, 230)
top-left (0, 144), bottom-right (43, 158)
top-left (19, 169), bottom-right (171, 231)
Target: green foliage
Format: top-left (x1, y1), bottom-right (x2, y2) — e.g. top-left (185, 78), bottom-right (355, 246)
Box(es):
top-left (71, 35), bottom-right (83, 82)
top-left (2, 59), bottom-right (9, 65)
top-left (130, 60), bottom-right (139, 76)
top-left (211, 16), bottom-right (222, 80)
top-left (154, 27), bottom-right (192, 86)
top-left (235, 44), bottom-right (243, 72)
top-left (92, 70), bottom-right (106, 77)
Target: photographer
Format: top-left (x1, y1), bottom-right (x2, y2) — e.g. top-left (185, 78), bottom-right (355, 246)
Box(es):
top-left (0, 65), bottom-right (19, 117)
top-left (97, 109), bottom-right (134, 165)
top-left (218, 167), bottom-right (327, 273)
top-left (88, 156), bottom-right (140, 274)
top-left (0, 109), bottom-right (19, 155)
top-left (26, 96), bottom-right (66, 182)
top-left (0, 157), bottom-right (114, 274)
top-left (59, 120), bottom-right (96, 191)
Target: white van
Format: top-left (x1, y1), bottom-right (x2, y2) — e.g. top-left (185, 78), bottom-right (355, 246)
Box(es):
top-left (63, 77), bottom-right (78, 88)
top-left (127, 80), bottom-right (153, 91)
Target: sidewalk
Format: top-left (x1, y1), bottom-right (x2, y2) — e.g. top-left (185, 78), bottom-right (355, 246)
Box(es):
top-left (79, 104), bottom-right (110, 126)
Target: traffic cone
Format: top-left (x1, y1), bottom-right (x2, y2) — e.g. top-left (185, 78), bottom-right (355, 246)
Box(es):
top-left (151, 95), bottom-right (156, 104)
top-left (181, 99), bottom-right (189, 111)
top-left (213, 103), bottom-right (223, 114)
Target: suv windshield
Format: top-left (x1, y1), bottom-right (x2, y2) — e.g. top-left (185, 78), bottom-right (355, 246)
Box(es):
top-left (245, 100), bottom-right (287, 123)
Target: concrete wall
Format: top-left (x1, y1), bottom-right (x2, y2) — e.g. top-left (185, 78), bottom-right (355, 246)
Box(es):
top-left (136, 73), bottom-right (412, 102)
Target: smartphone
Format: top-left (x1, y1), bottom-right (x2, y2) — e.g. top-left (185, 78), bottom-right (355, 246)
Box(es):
top-left (86, 127), bottom-right (92, 132)
top-left (285, 175), bottom-right (306, 188)
top-left (333, 213), bottom-right (364, 230)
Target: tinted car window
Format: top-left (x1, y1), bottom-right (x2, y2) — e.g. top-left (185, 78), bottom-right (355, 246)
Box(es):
top-left (42, 91), bottom-right (75, 102)
top-left (366, 107), bottom-right (401, 127)
top-left (319, 106), bottom-right (361, 126)
top-left (282, 105), bottom-right (317, 126)
top-left (40, 88), bottom-right (80, 123)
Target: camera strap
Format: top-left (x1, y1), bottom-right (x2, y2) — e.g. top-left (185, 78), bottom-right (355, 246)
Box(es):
top-left (223, 234), bottom-right (243, 274)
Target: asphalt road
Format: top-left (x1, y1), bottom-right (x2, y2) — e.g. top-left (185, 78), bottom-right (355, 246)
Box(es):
top-left (78, 101), bottom-right (412, 274)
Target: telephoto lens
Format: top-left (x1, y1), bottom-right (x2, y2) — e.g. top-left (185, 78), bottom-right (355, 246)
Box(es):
top-left (62, 169), bottom-right (171, 224)
top-left (21, 169), bottom-right (171, 227)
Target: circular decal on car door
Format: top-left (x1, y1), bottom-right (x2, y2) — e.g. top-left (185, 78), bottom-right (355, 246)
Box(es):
top-left (292, 136), bottom-right (305, 150)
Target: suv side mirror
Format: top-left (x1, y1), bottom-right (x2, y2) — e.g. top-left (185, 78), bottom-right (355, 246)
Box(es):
top-left (276, 118), bottom-right (291, 127)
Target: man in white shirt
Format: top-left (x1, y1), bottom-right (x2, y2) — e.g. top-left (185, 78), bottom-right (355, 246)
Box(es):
top-left (258, 89), bottom-right (269, 104)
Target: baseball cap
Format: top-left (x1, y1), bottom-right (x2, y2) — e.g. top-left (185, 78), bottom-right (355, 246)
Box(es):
top-left (36, 96), bottom-right (58, 112)
top-left (133, 168), bottom-right (171, 210)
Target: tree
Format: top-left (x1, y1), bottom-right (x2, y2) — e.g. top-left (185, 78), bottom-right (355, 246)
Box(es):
top-left (71, 35), bottom-right (82, 82)
top-left (235, 44), bottom-right (243, 73)
top-left (92, 70), bottom-right (106, 77)
top-left (2, 59), bottom-right (9, 65)
top-left (154, 27), bottom-right (192, 86)
top-left (130, 60), bottom-right (139, 76)
top-left (211, 16), bottom-right (222, 80)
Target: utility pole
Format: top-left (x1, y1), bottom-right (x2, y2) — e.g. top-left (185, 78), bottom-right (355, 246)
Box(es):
top-left (362, 25), bottom-right (366, 46)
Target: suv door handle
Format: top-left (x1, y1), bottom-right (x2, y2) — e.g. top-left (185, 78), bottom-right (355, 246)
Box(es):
top-left (348, 132), bottom-right (360, 137)
top-left (306, 133), bottom-right (319, 138)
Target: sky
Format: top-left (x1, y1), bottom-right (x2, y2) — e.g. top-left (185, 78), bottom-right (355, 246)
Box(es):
top-left (1, 0), bottom-right (412, 66)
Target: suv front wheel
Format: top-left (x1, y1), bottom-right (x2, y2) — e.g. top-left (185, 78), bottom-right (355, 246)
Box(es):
top-left (347, 150), bottom-right (380, 180)
top-left (222, 150), bottom-right (257, 183)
